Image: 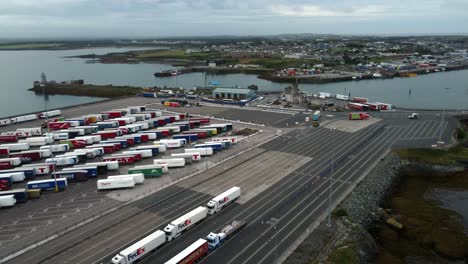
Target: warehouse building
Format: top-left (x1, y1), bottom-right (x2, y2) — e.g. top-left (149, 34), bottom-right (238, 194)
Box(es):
top-left (212, 87), bottom-right (257, 100)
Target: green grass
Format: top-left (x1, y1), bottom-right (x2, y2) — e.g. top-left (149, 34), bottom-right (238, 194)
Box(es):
top-left (0, 43), bottom-right (64, 49)
top-left (395, 145), bottom-right (468, 165)
top-left (328, 245), bottom-right (359, 264)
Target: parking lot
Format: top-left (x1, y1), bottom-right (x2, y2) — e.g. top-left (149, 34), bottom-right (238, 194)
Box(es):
top-left (0, 97), bottom-right (279, 259)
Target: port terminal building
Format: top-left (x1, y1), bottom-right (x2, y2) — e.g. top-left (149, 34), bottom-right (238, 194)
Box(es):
top-left (212, 87), bottom-right (257, 100)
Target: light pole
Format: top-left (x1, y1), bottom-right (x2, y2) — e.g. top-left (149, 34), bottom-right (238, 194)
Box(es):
top-left (42, 84), bottom-right (58, 192)
top-left (327, 128), bottom-right (336, 227)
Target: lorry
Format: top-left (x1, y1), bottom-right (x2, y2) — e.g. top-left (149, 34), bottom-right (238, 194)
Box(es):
top-left (111, 230), bottom-right (165, 264)
top-left (206, 220), bottom-right (247, 250)
top-left (408, 113), bottom-right (420, 119)
top-left (348, 112), bottom-right (370, 120)
top-left (164, 206), bottom-right (208, 241)
top-left (165, 238), bottom-right (208, 264)
top-left (206, 187), bottom-right (241, 215)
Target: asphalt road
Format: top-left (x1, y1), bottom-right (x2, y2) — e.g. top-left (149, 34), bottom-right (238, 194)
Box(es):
top-left (2, 105), bottom-right (457, 264)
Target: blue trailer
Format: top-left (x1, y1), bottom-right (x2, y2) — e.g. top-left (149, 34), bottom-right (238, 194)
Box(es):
top-left (27, 178), bottom-right (68, 191)
top-left (173, 134), bottom-right (198, 142)
top-left (0, 188), bottom-right (28, 203)
top-left (142, 92), bottom-right (156, 98)
top-left (63, 167), bottom-right (98, 177)
top-left (54, 170), bottom-right (88, 181)
top-left (104, 140), bottom-right (128, 149)
top-left (195, 143), bottom-right (223, 152)
top-left (205, 141), bottom-right (230, 149)
top-left (131, 147), bottom-right (160, 156)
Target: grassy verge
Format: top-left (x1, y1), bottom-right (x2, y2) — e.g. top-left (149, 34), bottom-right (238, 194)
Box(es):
top-left (0, 43), bottom-right (64, 50)
top-left (395, 145), bottom-right (468, 165)
top-left (328, 245), bottom-right (360, 264)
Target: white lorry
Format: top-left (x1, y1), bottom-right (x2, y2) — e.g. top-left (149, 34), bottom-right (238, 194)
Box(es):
top-left (97, 178), bottom-right (136, 190)
top-left (164, 206), bottom-right (208, 241)
top-left (206, 187), bottom-right (241, 215)
top-left (111, 230), bottom-right (166, 264)
top-left (206, 220), bottom-right (247, 250)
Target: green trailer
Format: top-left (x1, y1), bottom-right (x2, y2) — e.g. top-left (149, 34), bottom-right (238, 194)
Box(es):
top-left (128, 166), bottom-right (163, 178)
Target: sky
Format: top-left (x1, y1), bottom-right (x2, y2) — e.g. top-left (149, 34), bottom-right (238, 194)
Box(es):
top-left (1, 0), bottom-right (467, 38)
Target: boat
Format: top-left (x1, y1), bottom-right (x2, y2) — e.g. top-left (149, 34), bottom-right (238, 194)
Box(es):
top-left (372, 73), bottom-right (382, 78)
top-left (399, 72), bottom-right (417, 77)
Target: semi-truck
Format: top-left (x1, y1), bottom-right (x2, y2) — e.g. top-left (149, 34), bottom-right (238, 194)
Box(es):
top-left (111, 230), bottom-right (166, 264)
top-left (206, 220), bottom-right (247, 250)
top-left (164, 206), bottom-right (208, 241)
top-left (349, 112), bottom-right (370, 120)
top-left (165, 239), bottom-right (208, 264)
top-left (206, 187), bottom-right (241, 215)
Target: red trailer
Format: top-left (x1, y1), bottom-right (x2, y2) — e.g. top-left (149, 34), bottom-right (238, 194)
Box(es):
top-left (183, 131), bottom-right (207, 139)
top-left (0, 161), bottom-right (13, 170)
top-left (157, 118), bottom-right (166, 126)
top-left (348, 103), bottom-right (368, 111)
top-left (48, 122), bottom-right (70, 130)
top-left (189, 118), bottom-right (210, 124)
top-left (376, 103), bottom-right (393, 111)
top-left (352, 97), bottom-right (368, 103)
top-left (0, 147), bottom-right (9, 156)
top-left (10, 151), bottom-right (41, 162)
top-left (0, 135), bottom-right (17, 143)
top-left (70, 139), bottom-right (87, 149)
top-left (165, 239), bottom-right (208, 264)
top-left (87, 144), bottom-right (117, 154)
top-left (102, 111), bottom-right (122, 118)
top-left (178, 114), bottom-right (185, 119)
top-left (139, 134), bottom-right (149, 142)
top-left (94, 131), bottom-right (118, 140)
top-left (118, 128), bottom-right (129, 135)
top-left (0, 177), bottom-right (12, 191)
top-left (365, 103), bottom-right (380, 111)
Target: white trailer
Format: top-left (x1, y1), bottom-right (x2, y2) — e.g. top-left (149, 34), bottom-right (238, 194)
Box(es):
top-left (37, 149), bottom-right (52, 158)
top-left (154, 158), bottom-right (185, 168)
top-left (22, 163), bottom-right (53, 175)
top-left (18, 137), bottom-right (53, 146)
top-left (43, 132), bottom-right (69, 141)
top-left (0, 143), bottom-right (29, 151)
top-left (171, 152), bottom-right (201, 161)
top-left (151, 144), bottom-right (167, 153)
top-left (212, 136), bottom-right (238, 144)
top-left (16, 127), bottom-right (43, 136)
top-left (206, 187), bottom-right (241, 215)
top-left (86, 161), bottom-right (119, 171)
top-left (122, 150), bottom-right (153, 158)
top-left (39, 110), bottom-right (62, 118)
top-left (97, 178), bottom-right (135, 190)
top-left (164, 206), bottom-right (208, 241)
top-left (40, 144), bottom-right (70, 153)
top-left (108, 174), bottom-right (145, 185)
top-left (0, 195), bottom-right (16, 208)
top-left (158, 140), bottom-right (183, 148)
top-left (46, 156), bottom-right (79, 166)
top-left (0, 172), bottom-right (25, 182)
top-left (185, 148), bottom-right (213, 156)
top-left (11, 114), bottom-right (37, 123)
top-left (111, 230), bottom-right (165, 264)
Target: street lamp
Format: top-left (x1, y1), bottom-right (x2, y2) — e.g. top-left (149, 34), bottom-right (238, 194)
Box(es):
top-left (42, 84), bottom-right (59, 192)
top-left (327, 128), bottom-right (336, 227)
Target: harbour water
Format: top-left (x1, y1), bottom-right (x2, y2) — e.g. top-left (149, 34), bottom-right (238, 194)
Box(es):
top-left (1, 48), bottom-right (468, 118)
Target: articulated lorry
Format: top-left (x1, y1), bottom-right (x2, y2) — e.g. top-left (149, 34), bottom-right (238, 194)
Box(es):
top-left (206, 220), bottom-right (246, 250)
